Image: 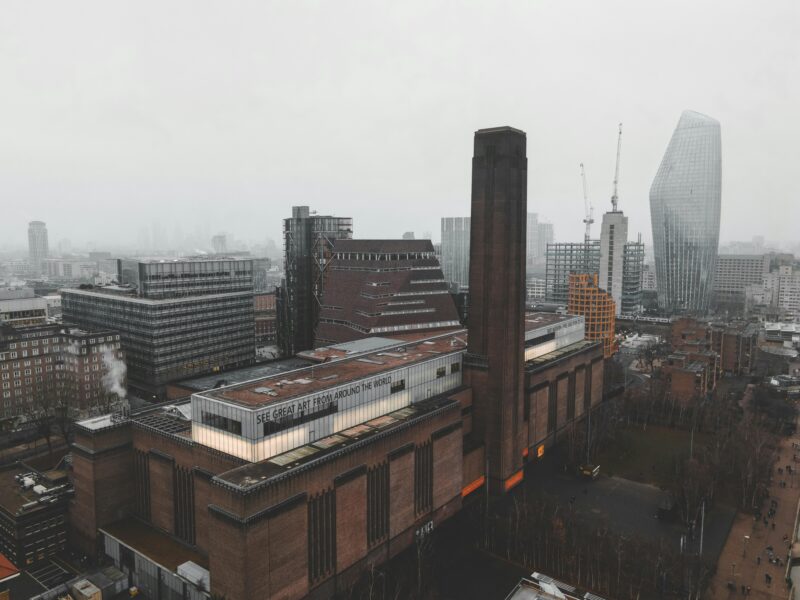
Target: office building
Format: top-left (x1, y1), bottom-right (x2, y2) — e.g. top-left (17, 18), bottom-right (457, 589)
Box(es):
top-left (642, 263), bottom-right (657, 291)
top-left (650, 110), bottom-right (721, 314)
top-left (62, 257), bottom-right (255, 399)
top-left (27, 222), bottom-right (49, 277)
top-left (440, 217), bottom-right (471, 290)
top-left (0, 289), bottom-right (47, 328)
top-left (713, 254), bottom-right (770, 309)
top-left (568, 273), bottom-right (616, 358)
top-left (314, 239), bottom-right (460, 346)
top-left (544, 241), bottom-right (600, 305)
top-left (67, 127), bottom-right (606, 600)
top-left (279, 207), bottom-right (353, 356)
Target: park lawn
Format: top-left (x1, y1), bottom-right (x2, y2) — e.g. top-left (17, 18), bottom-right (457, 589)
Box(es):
top-left (595, 425), bottom-right (710, 488)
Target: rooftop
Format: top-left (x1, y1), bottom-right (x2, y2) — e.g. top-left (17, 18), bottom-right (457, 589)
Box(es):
top-left (175, 357), bottom-right (314, 392)
top-left (62, 287), bottom-right (252, 305)
top-left (0, 465), bottom-right (72, 515)
top-left (197, 330), bottom-right (467, 409)
top-left (102, 517), bottom-right (208, 571)
top-left (331, 239), bottom-right (435, 254)
top-left (525, 340), bottom-right (600, 371)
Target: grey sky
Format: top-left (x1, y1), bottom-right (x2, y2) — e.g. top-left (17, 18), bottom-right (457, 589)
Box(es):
top-left (2, 0), bottom-right (798, 251)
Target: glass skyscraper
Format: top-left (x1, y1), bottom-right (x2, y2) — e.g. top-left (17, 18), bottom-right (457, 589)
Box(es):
top-left (650, 110), bottom-right (721, 314)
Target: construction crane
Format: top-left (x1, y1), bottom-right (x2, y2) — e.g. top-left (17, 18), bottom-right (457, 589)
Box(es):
top-left (580, 163), bottom-right (593, 242)
top-left (610, 123), bottom-right (623, 212)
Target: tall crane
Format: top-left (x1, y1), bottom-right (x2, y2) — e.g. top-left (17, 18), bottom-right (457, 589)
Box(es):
top-left (610, 123), bottom-right (623, 212)
top-left (580, 163), bottom-right (593, 242)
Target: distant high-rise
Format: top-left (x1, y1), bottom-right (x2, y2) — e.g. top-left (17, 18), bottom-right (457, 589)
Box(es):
top-left (27, 221), bottom-right (49, 276)
top-left (526, 213), bottom-right (554, 270)
top-left (278, 206), bottom-right (353, 356)
top-left (401, 231), bottom-right (415, 240)
top-left (440, 217), bottom-right (471, 290)
top-left (650, 110), bottom-right (721, 314)
top-left (212, 233), bottom-right (227, 254)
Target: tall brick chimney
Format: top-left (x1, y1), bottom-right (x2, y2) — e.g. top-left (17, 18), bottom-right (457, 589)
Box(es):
top-left (463, 126), bottom-right (528, 493)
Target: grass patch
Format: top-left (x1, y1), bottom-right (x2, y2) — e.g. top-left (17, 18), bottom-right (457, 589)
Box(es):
top-left (595, 425), bottom-right (710, 488)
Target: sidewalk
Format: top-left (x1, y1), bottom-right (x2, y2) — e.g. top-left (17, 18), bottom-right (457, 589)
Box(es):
top-left (706, 434), bottom-right (799, 599)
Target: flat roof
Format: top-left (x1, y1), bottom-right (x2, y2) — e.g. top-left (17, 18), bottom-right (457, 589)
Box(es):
top-left (525, 340), bottom-right (600, 370)
top-left (62, 287), bottom-right (252, 305)
top-left (525, 312), bottom-right (580, 332)
top-left (214, 394), bottom-right (458, 491)
top-left (0, 466), bottom-right (68, 515)
top-left (176, 358), bottom-right (314, 392)
top-left (102, 517), bottom-right (208, 571)
top-left (198, 331), bottom-right (467, 409)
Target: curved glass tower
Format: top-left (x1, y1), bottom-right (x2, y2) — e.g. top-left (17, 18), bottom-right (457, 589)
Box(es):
top-left (650, 110), bottom-right (721, 314)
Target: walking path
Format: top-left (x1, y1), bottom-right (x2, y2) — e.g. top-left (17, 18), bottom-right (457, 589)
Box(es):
top-left (706, 433), bottom-right (799, 599)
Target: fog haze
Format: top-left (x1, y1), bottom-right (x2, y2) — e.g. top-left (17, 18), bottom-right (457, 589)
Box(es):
top-left (2, 0), bottom-right (798, 251)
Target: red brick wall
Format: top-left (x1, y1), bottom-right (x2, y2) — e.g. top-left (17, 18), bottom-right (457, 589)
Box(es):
top-left (335, 472), bottom-right (367, 573)
top-left (389, 448), bottom-right (414, 540)
top-left (148, 454), bottom-right (175, 534)
top-left (432, 427), bottom-right (462, 509)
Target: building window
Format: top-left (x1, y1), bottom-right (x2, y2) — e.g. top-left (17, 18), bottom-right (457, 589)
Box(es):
top-left (201, 411), bottom-right (242, 435)
top-left (414, 442), bottom-right (433, 514)
top-left (436, 366), bottom-right (447, 379)
top-left (367, 462), bottom-right (389, 546)
top-left (390, 379), bottom-right (405, 394)
top-left (308, 489), bottom-right (336, 583)
top-left (450, 362), bottom-right (460, 374)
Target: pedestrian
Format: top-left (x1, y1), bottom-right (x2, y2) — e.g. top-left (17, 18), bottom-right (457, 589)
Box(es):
top-left (773, 522), bottom-right (776, 530)
top-left (757, 555), bottom-right (761, 565)
top-left (741, 584), bottom-right (746, 595)
top-left (747, 586), bottom-right (751, 595)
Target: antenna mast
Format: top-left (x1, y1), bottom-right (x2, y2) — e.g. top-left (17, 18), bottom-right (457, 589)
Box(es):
top-left (611, 123), bottom-right (623, 212)
top-left (581, 163), bottom-right (594, 242)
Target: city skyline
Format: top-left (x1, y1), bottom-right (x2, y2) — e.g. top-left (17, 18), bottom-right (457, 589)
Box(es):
top-left (2, 1), bottom-right (799, 251)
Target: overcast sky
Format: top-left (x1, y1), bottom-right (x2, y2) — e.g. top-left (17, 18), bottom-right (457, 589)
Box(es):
top-left (2, 0), bottom-right (798, 251)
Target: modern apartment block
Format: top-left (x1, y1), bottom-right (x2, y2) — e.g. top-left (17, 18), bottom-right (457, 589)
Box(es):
top-left (27, 221), bottom-right (49, 277)
top-left (279, 206), bottom-right (353, 356)
top-left (650, 110), bottom-right (722, 315)
top-left (314, 239), bottom-right (460, 346)
top-left (440, 217), bottom-right (471, 290)
top-left (544, 241), bottom-right (600, 305)
top-left (568, 273), bottom-right (616, 358)
top-left (0, 323), bottom-right (123, 420)
top-left (62, 257), bottom-right (255, 399)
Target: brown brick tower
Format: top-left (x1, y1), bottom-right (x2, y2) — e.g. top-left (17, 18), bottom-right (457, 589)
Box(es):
top-left (464, 126), bottom-right (528, 493)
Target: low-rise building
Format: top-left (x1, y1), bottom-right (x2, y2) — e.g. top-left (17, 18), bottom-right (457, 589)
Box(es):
top-left (0, 464), bottom-right (72, 567)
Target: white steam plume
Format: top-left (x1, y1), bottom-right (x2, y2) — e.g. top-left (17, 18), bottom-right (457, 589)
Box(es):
top-left (102, 348), bottom-right (127, 399)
